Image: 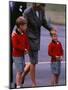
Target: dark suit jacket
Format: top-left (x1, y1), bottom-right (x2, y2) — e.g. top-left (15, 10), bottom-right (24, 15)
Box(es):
top-left (23, 7), bottom-right (52, 50)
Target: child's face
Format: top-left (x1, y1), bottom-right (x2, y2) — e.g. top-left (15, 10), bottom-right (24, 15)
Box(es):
top-left (20, 23), bottom-right (27, 32)
top-left (52, 34), bottom-right (58, 41)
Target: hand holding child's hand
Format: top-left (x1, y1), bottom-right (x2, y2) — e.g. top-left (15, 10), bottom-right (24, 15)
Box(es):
top-left (50, 29), bottom-right (57, 36)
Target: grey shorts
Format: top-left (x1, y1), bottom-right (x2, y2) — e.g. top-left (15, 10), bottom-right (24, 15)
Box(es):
top-left (13, 56), bottom-right (25, 73)
top-left (51, 61), bottom-right (61, 75)
top-left (29, 50), bottom-right (38, 64)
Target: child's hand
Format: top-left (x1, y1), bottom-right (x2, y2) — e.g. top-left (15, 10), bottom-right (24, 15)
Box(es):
top-left (24, 49), bottom-right (28, 54)
top-left (60, 56), bottom-right (63, 61)
top-left (12, 31), bottom-right (16, 37)
top-left (56, 56), bottom-right (60, 60)
top-left (56, 56), bottom-right (63, 61)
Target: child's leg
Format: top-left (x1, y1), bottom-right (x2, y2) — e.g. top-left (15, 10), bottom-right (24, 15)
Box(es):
top-left (51, 74), bottom-right (59, 85)
top-left (16, 72), bottom-right (22, 87)
top-left (13, 56), bottom-right (25, 88)
top-left (54, 74), bottom-right (59, 85)
top-left (51, 61), bottom-right (61, 85)
top-left (50, 62), bottom-right (56, 85)
top-left (54, 61), bottom-right (61, 85)
top-left (51, 74), bottom-right (55, 85)
top-left (16, 63), bottom-right (30, 88)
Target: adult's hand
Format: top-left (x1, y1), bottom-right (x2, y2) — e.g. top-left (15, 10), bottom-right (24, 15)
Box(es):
top-left (50, 28), bottom-right (57, 36)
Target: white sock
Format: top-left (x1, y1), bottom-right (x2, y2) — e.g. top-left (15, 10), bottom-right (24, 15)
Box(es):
top-left (16, 85), bottom-right (21, 88)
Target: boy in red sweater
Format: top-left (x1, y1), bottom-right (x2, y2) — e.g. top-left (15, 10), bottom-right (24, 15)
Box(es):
top-left (11, 16), bottom-right (30, 88)
top-left (48, 30), bottom-right (63, 85)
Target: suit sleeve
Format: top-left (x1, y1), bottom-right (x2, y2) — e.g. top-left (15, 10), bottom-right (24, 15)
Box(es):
top-left (12, 35), bottom-right (25, 51)
top-left (42, 11), bottom-right (52, 31)
top-left (23, 10), bottom-right (36, 28)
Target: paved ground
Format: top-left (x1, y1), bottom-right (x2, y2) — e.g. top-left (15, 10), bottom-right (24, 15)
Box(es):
top-left (23, 62), bottom-right (66, 88)
top-left (11, 24), bottom-right (66, 88)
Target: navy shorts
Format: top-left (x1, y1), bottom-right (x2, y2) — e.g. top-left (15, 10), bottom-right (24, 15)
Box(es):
top-left (51, 61), bottom-right (61, 75)
top-left (13, 56), bottom-right (25, 73)
top-left (29, 50), bottom-right (38, 64)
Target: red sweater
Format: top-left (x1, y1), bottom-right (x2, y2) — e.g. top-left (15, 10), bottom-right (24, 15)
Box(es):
top-left (11, 30), bottom-right (31, 57)
top-left (48, 40), bottom-right (63, 62)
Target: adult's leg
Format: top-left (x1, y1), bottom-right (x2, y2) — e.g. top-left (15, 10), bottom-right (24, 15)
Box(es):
top-left (21, 63), bottom-right (36, 87)
top-left (30, 64), bottom-right (36, 87)
top-left (29, 50), bottom-right (38, 87)
top-left (21, 63), bottom-right (30, 84)
top-left (16, 72), bottom-right (22, 87)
